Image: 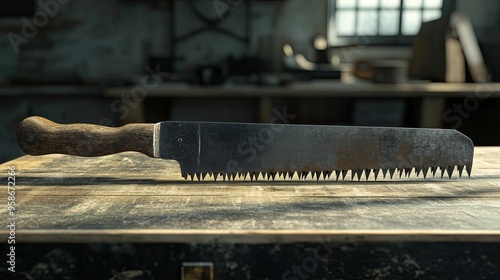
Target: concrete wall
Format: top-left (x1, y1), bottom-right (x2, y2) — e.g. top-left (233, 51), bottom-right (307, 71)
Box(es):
top-left (0, 0), bottom-right (327, 81)
top-left (456, 0), bottom-right (500, 43)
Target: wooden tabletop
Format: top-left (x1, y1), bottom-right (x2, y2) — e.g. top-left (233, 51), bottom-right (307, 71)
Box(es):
top-left (1, 147), bottom-right (500, 243)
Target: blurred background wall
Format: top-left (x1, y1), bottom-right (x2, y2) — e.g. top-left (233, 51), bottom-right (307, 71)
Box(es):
top-left (1, 0), bottom-right (500, 162)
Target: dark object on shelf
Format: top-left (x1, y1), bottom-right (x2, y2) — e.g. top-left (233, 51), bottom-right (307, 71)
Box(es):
top-left (225, 55), bottom-right (265, 76)
top-left (194, 65), bottom-right (225, 85)
top-left (480, 42), bottom-right (500, 82)
top-left (147, 56), bottom-right (183, 74)
top-left (312, 34), bottom-right (329, 64)
top-left (0, 0), bottom-right (34, 17)
top-left (355, 60), bottom-right (408, 84)
top-left (410, 12), bottom-right (489, 83)
top-left (257, 73), bottom-right (295, 86)
top-left (410, 16), bottom-right (464, 82)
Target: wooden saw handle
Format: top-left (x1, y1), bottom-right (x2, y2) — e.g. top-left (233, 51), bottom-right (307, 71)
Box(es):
top-left (17, 116), bottom-right (155, 157)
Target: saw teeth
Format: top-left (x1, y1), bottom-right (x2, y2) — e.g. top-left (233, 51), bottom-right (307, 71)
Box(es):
top-left (332, 170), bottom-right (339, 181)
top-left (186, 164), bottom-right (470, 181)
top-left (415, 166), bottom-right (422, 177)
top-left (270, 172), bottom-right (277, 181)
top-left (364, 169), bottom-right (371, 180)
top-left (356, 169), bottom-right (363, 181)
top-left (440, 166), bottom-right (446, 179)
top-left (422, 167), bottom-right (429, 179)
top-left (315, 171), bottom-right (321, 181)
top-left (341, 170), bottom-right (348, 180)
top-left (389, 168), bottom-right (396, 179)
top-left (404, 168), bottom-right (412, 177)
top-left (457, 165), bottom-right (464, 177)
top-left (431, 167), bottom-right (437, 177)
top-left (446, 166), bottom-right (454, 179)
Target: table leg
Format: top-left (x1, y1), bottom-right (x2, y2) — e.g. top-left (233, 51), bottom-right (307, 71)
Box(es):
top-left (419, 97), bottom-right (446, 128)
top-left (259, 97), bottom-right (273, 123)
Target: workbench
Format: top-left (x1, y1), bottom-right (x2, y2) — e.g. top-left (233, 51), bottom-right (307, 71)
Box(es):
top-left (105, 81), bottom-right (500, 127)
top-left (1, 147), bottom-right (499, 279)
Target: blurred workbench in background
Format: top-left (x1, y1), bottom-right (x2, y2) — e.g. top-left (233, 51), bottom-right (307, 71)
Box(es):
top-left (2, 81), bottom-right (500, 162)
top-left (0, 147), bottom-right (499, 279)
top-left (104, 81), bottom-right (500, 128)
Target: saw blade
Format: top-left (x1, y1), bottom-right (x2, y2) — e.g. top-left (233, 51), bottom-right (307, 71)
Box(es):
top-left (156, 122), bottom-right (474, 181)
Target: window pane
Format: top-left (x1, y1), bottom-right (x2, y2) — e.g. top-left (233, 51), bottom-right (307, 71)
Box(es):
top-left (424, 0), bottom-right (443, 8)
top-left (404, 0), bottom-right (423, 8)
top-left (423, 9), bottom-right (442, 21)
top-left (357, 10), bottom-right (378, 35)
top-left (380, 0), bottom-right (400, 8)
top-left (359, 0), bottom-right (379, 8)
top-left (379, 9), bottom-right (400, 35)
top-left (402, 10), bottom-right (421, 35)
top-left (336, 0), bottom-right (356, 8)
top-left (336, 10), bottom-right (356, 35)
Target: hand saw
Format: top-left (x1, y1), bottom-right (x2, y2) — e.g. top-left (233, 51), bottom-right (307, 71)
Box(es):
top-left (16, 116), bottom-right (474, 181)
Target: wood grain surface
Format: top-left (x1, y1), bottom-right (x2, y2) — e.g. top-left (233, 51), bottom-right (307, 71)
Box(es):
top-left (16, 116), bottom-right (155, 157)
top-left (1, 147), bottom-right (499, 243)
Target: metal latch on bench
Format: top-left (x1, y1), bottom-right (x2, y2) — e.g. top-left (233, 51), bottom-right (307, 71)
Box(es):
top-left (181, 262), bottom-right (214, 280)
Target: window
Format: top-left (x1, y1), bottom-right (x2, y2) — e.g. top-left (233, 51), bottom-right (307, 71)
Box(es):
top-left (328, 0), bottom-right (456, 45)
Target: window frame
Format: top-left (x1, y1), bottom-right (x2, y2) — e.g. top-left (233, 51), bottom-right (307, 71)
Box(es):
top-left (327, 0), bottom-right (457, 46)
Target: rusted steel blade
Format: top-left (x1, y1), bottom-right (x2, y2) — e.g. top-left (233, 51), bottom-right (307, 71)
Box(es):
top-left (158, 122), bottom-right (474, 181)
